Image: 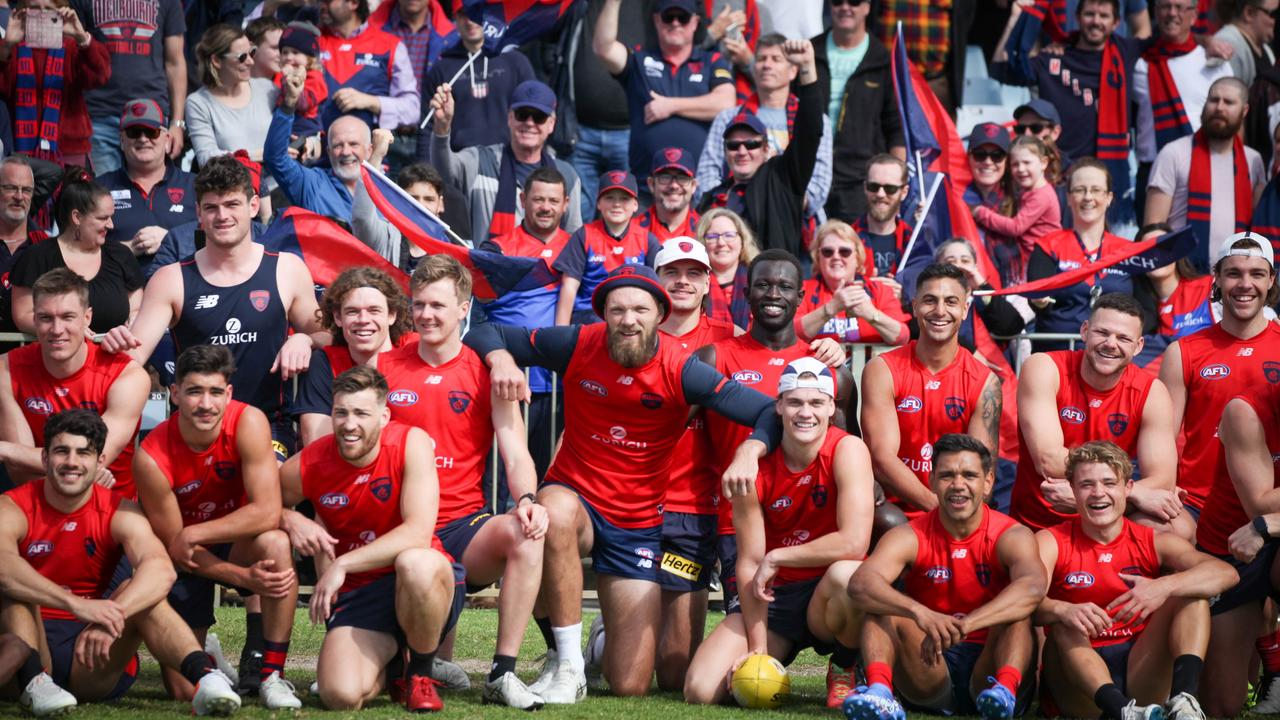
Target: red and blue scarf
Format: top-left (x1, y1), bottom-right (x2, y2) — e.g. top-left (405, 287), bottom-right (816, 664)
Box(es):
top-left (1188, 129), bottom-right (1252, 268)
top-left (1093, 36), bottom-right (1133, 225)
top-left (1250, 175), bottom-right (1280, 260)
top-left (707, 263), bottom-right (750, 329)
top-left (13, 45), bottom-right (63, 163)
top-left (1142, 34), bottom-right (1198, 149)
top-left (488, 143), bottom-right (558, 240)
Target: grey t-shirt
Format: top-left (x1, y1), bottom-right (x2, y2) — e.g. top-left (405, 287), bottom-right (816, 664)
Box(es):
top-left (73, 0), bottom-right (186, 121)
top-left (186, 79), bottom-right (280, 167)
top-left (1148, 134), bottom-right (1266, 261)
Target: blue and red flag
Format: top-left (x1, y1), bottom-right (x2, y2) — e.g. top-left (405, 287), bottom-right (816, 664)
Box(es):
top-left (463, 0), bottom-right (580, 53)
top-left (360, 163), bottom-right (556, 300)
top-left (369, 0), bottom-right (458, 68)
top-left (990, 226), bottom-right (1197, 298)
top-left (261, 207), bottom-right (410, 293)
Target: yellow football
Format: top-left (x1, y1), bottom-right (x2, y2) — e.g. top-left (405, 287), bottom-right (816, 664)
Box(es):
top-left (731, 654), bottom-right (791, 709)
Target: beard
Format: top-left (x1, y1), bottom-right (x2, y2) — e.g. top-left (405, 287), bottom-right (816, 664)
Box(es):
top-left (1201, 115), bottom-right (1243, 140)
top-left (868, 199), bottom-right (900, 224)
top-left (607, 322), bottom-right (658, 368)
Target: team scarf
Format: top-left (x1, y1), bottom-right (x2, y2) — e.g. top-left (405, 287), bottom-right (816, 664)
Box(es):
top-left (1142, 34), bottom-right (1198, 149)
top-left (488, 143), bottom-right (558, 240)
top-left (1090, 35), bottom-right (1134, 225)
top-left (13, 45), bottom-right (63, 163)
top-left (850, 215), bottom-right (910, 278)
top-left (1187, 129), bottom-right (1251, 268)
top-left (706, 263), bottom-right (750, 329)
top-left (1250, 175), bottom-right (1280, 260)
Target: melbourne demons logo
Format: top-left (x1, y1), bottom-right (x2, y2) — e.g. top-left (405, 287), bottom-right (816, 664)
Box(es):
top-left (319, 493), bottom-right (350, 508)
top-left (810, 483), bottom-right (828, 507)
top-left (25, 540), bottom-right (53, 557)
top-left (1200, 364), bottom-right (1231, 380)
top-left (1107, 412), bottom-right (1129, 436)
top-left (214, 461), bottom-right (236, 480)
top-left (1265, 361), bottom-right (1280, 384)
top-left (640, 392), bottom-right (664, 409)
top-left (249, 290), bottom-right (270, 312)
top-left (944, 397), bottom-right (966, 421)
top-left (370, 477), bottom-right (393, 502)
top-left (975, 563), bottom-right (992, 587)
top-left (1065, 571), bottom-right (1095, 588)
top-left (924, 566), bottom-right (951, 583)
top-left (23, 397), bottom-right (52, 415)
top-left (448, 390), bottom-right (472, 414)
top-left (84, 538), bottom-right (96, 558)
top-left (1060, 406), bottom-right (1086, 424)
top-left (580, 380), bottom-right (608, 397)
top-left (733, 370), bottom-right (763, 385)
top-left (897, 396), bottom-right (922, 413)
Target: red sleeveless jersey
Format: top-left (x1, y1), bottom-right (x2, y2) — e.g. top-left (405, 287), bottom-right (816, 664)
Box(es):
top-left (1196, 381), bottom-right (1280, 555)
top-left (379, 344), bottom-right (493, 528)
top-left (1012, 351), bottom-right (1154, 530)
top-left (8, 343), bottom-right (138, 498)
top-left (706, 334), bottom-right (818, 534)
top-left (661, 314), bottom-right (737, 515)
top-left (903, 508), bottom-right (1019, 644)
top-left (547, 323), bottom-right (694, 529)
top-left (300, 421), bottom-right (446, 592)
top-left (1046, 518), bottom-right (1160, 647)
top-left (322, 333), bottom-right (421, 378)
top-left (141, 401), bottom-right (249, 527)
top-left (757, 428), bottom-right (849, 584)
top-left (7, 481), bottom-right (123, 621)
top-left (1174, 323), bottom-right (1280, 510)
top-left (877, 343), bottom-right (992, 514)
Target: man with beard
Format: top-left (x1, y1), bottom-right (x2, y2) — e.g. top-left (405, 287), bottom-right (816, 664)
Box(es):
top-left (133, 345), bottom-right (300, 709)
top-left (264, 65), bottom-right (375, 218)
top-left (462, 264), bottom-right (784, 702)
top-left (860, 264), bottom-right (1002, 517)
top-left (1035, 441), bottom-right (1235, 720)
top-left (278, 367), bottom-right (463, 712)
top-left (855, 154), bottom-right (917, 291)
top-left (0, 409), bottom-right (241, 715)
top-left (1146, 77), bottom-right (1266, 271)
top-left (638, 148), bottom-right (700, 244)
top-left (0, 157), bottom-right (42, 338)
top-left (1011, 294), bottom-right (1187, 538)
top-left (696, 39), bottom-right (820, 258)
top-left (843, 434), bottom-right (1044, 720)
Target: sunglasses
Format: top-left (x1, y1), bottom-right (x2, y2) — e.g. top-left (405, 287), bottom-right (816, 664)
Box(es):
top-left (1015, 122), bottom-right (1052, 135)
top-left (660, 9), bottom-right (693, 25)
top-left (865, 181), bottom-right (903, 195)
top-left (971, 149), bottom-right (1007, 162)
top-left (726, 138), bottom-right (765, 152)
top-left (125, 126), bottom-right (163, 140)
top-left (222, 47), bottom-right (257, 64)
top-left (820, 246), bottom-right (855, 258)
top-left (513, 108), bottom-right (549, 124)
top-left (830, 0), bottom-right (868, 6)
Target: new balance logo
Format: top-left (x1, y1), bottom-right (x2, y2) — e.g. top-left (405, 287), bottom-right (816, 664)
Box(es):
top-left (194, 294), bottom-right (219, 310)
top-left (925, 380), bottom-right (941, 390)
top-left (1098, 553), bottom-right (1113, 563)
top-left (952, 548), bottom-right (967, 559)
top-left (1239, 348), bottom-right (1255, 357)
top-left (767, 358), bottom-right (786, 366)
top-left (424, 376), bottom-right (443, 385)
top-left (617, 375), bottom-right (634, 385)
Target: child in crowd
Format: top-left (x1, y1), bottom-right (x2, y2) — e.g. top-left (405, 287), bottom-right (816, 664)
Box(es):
top-left (275, 20), bottom-right (325, 161)
top-left (972, 135), bottom-right (1062, 285)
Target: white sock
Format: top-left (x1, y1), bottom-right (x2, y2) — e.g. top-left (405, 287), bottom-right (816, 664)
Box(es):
top-left (553, 624), bottom-right (584, 673)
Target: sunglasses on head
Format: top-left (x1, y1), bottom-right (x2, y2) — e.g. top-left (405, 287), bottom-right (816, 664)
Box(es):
top-left (726, 138), bottom-right (765, 152)
top-left (865, 181), bottom-right (902, 195)
top-left (971, 148), bottom-right (1007, 162)
top-left (830, 0), bottom-right (868, 6)
top-left (1015, 121), bottom-right (1052, 135)
top-left (222, 47), bottom-right (257, 64)
top-left (660, 9), bottom-right (693, 25)
top-left (125, 126), bottom-right (162, 140)
top-left (513, 108), bottom-right (549, 124)
top-left (820, 246), bottom-right (855, 258)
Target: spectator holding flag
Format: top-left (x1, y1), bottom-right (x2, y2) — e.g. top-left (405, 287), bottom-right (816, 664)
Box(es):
top-left (972, 135), bottom-right (1063, 286)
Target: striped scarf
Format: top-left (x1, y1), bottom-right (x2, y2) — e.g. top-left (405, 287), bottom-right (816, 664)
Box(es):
top-left (13, 45), bottom-right (63, 163)
top-left (1188, 129), bottom-right (1251, 269)
top-left (488, 143), bottom-right (557, 240)
top-left (1094, 37), bottom-right (1133, 225)
top-left (1142, 34), bottom-right (1198, 149)
top-left (706, 264), bottom-right (750, 329)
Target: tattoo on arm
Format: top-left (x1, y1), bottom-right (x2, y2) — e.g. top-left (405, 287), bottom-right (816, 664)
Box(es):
top-left (981, 380), bottom-right (1002, 458)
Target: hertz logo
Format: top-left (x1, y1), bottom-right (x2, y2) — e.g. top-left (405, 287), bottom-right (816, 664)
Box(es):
top-left (660, 552), bottom-right (703, 581)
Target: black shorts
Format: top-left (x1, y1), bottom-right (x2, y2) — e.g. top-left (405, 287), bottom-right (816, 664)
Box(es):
top-left (1202, 542), bottom-right (1280, 615)
top-left (547, 482), bottom-right (662, 582)
top-left (44, 618), bottom-right (137, 701)
top-left (437, 510), bottom-right (494, 592)
top-left (726, 578), bottom-right (828, 665)
top-left (168, 543), bottom-right (253, 629)
top-left (326, 564), bottom-right (466, 642)
top-left (718, 533), bottom-right (739, 611)
top-left (658, 511), bottom-right (717, 592)
top-left (902, 641), bottom-right (1034, 717)
top-left (1098, 640), bottom-right (1135, 694)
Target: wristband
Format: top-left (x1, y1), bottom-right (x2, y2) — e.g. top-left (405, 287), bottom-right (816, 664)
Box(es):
top-left (1255, 516), bottom-right (1273, 542)
top-left (518, 492), bottom-right (537, 507)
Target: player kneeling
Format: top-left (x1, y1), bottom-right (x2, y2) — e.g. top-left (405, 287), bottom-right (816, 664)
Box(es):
top-left (845, 434), bottom-right (1044, 720)
top-left (0, 409), bottom-right (240, 715)
top-left (1036, 441), bottom-right (1237, 720)
top-left (279, 367), bottom-right (464, 712)
top-left (684, 358), bottom-right (874, 707)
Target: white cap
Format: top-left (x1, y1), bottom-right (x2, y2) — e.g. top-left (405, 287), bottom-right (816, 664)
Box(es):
top-left (1216, 231), bottom-right (1275, 267)
top-left (776, 357), bottom-right (836, 398)
top-left (654, 236), bottom-right (711, 270)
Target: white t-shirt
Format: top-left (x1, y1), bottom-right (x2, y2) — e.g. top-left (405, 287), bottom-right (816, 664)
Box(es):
top-left (1133, 45), bottom-right (1234, 162)
top-left (1148, 134), bottom-right (1266, 260)
top-left (758, 0), bottom-right (825, 40)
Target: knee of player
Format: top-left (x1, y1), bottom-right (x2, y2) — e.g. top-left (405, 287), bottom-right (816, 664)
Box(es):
top-left (683, 668), bottom-right (720, 705)
top-left (319, 683), bottom-right (366, 711)
top-left (394, 548), bottom-right (453, 590)
top-left (254, 529), bottom-right (294, 563)
top-left (1046, 620), bottom-right (1089, 645)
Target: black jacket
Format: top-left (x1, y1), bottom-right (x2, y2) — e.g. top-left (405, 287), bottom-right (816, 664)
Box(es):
top-left (812, 32), bottom-right (905, 221)
top-left (697, 81), bottom-right (822, 258)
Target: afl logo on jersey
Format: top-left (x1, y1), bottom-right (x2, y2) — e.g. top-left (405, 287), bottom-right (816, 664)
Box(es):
top-left (770, 496), bottom-right (792, 510)
top-left (23, 397), bottom-right (52, 415)
top-left (1065, 571), bottom-right (1095, 588)
top-left (388, 390), bottom-right (418, 407)
top-left (176, 480), bottom-right (202, 496)
top-left (1060, 407), bottom-right (1086, 424)
top-left (733, 370), bottom-right (763, 385)
top-left (320, 493), bottom-right (350, 508)
top-left (580, 380), bottom-right (608, 397)
top-left (26, 541), bottom-right (53, 557)
top-left (1264, 361), bottom-right (1280, 384)
top-left (1200, 364), bottom-right (1231, 380)
top-left (924, 566), bottom-right (951, 583)
top-left (897, 396), bottom-right (922, 413)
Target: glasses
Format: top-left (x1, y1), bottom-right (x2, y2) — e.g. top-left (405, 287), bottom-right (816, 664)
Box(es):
top-left (704, 231), bottom-right (739, 242)
top-left (1015, 122), bottom-right (1052, 135)
top-left (971, 149), bottom-right (1007, 163)
top-left (125, 126), bottom-right (163, 140)
top-left (1069, 186), bottom-right (1109, 197)
top-left (865, 181), bottom-right (903, 195)
top-left (660, 9), bottom-right (693, 25)
top-left (830, 0), bottom-right (868, 6)
top-left (0, 184), bottom-right (33, 196)
top-left (653, 173), bottom-right (693, 186)
top-left (820, 246), bottom-right (855, 258)
top-left (726, 138), bottom-right (765, 152)
top-left (1155, 1), bottom-right (1193, 12)
top-left (221, 47), bottom-right (257, 64)
top-left (513, 108), bottom-right (549, 124)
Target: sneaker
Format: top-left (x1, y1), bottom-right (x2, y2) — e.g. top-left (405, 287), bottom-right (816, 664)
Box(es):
top-left (528, 650), bottom-right (558, 696)
top-left (1165, 692), bottom-right (1206, 720)
top-left (309, 680), bottom-right (319, 694)
top-left (976, 679), bottom-right (1017, 720)
top-left (259, 671), bottom-right (302, 710)
top-left (192, 668), bottom-right (242, 716)
top-left (429, 657), bottom-right (470, 691)
top-left (1256, 672), bottom-right (1280, 714)
top-left (19, 673), bottom-right (76, 717)
top-left (1121, 699), bottom-right (1166, 720)
top-left (826, 662), bottom-right (857, 709)
top-left (236, 650), bottom-right (263, 696)
top-left (405, 674), bottom-right (444, 712)
top-left (584, 615), bottom-right (606, 691)
top-left (482, 671), bottom-right (545, 711)
top-left (540, 660), bottom-right (587, 705)
top-left (842, 683), bottom-right (905, 720)
top-left (204, 633), bottom-right (239, 686)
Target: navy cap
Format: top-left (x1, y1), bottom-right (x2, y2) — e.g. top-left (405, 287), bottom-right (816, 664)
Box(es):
top-left (968, 122), bottom-right (1010, 153)
top-left (1013, 98), bottom-right (1062, 126)
top-left (598, 169), bottom-right (638, 199)
top-left (724, 111), bottom-right (766, 138)
top-left (656, 0), bottom-right (698, 13)
top-left (509, 80), bottom-right (557, 116)
top-left (280, 21), bottom-right (320, 57)
top-left (651, 147), bottom-right (695, 176)
top-left (592, 264), bottom-right (672, 321)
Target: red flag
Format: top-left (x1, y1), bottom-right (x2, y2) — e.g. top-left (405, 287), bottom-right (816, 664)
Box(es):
top-left (260, 207), bottom-right (410, 294)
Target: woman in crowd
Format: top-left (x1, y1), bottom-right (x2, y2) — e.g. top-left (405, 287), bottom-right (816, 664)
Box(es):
top-left (187, 24), bottom-right (278, 167)
top-left (696, 207), bottom-right (758, 329)
top-left (10, 169), bottom-right (142, 333)
top-left (1131, 222), bottom-right (1217, 372)
top-left (972, 134), bottom-right (1062, 285)
top-left (797, 219), bottom-right (908, 345)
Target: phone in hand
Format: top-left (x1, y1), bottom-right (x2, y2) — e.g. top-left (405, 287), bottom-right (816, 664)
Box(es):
top-left (25, 9), bottom-right (63, 50)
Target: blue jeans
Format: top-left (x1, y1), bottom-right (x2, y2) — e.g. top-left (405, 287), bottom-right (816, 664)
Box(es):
top-left (569, 125), bottom-right (630, 222)
top-left (89, 116), bottom-right (122, 175)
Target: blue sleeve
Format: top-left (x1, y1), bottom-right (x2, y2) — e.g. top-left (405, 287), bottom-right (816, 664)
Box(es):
top-left (644, 234), bottom-right (660, 267)
top-left (289, 350), bottom-right (334, 418)
top-left (707, 50), bottom-right (734, 89)
top-left (553, 228), bottom-right (589, 280)
top-left (263, 108), bottom-right (310, 205)
top-left (679, 355), bottom-right (782, 452)
top-left (462, 322), bottom-right (580, 375)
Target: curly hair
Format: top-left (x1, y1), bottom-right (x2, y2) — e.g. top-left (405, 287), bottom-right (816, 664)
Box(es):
top-left (195, 154), bottom-right (256, 201)
top-left (321, 266), bottom-right (412, 347)
top-left (1065, 440), bottom-right (1132, 486)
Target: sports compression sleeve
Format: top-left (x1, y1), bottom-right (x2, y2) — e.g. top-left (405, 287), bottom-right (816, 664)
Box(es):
top-left (462, 322), bottom-right (580, 376)
top-left (680, 355), bottom-right (782, 452)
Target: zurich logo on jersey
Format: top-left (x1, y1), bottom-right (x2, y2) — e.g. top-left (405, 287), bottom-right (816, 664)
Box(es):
top-left (388, 390), bottom-right (418, 407)
top-left (733, 370), bottom-right (763, 385)
top-left (23, 397), bottom-right (52, 415)
top-left (1200, 364), bottom-right (1231, 380)
top-left (319, 493), bottom-right (350, 508)
top-left (897, 396), bottom-right (923, 413)
top-left (1060, 406), bottom-right (1086, 424)
top-left (924, 566), bottom-right (952, 583)
top-left (1065, 571), bottom-right (1095, 588)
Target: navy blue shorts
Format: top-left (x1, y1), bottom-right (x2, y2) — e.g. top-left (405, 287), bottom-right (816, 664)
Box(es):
top-left (270, 419), bottom-right (296, 463)
top-left (1098, 640), bottom-right (1135, 694)
top-left (1181, 503), bottom-right (1202, 523)
top-left (326, 563), bottom-right (466, 642)
top-left (902, 641), bottom-right (1033, 717)
top-left (436, 511), bottom-right (493, 573)
top-left (550, 483), bottom-right (661, 582)
top-left (1203, 542), bottom-right (1280, 615)
top-left (168, 543), bottom-right (246, 629)
top-left (727, 578), bottom-right (825, 665)
top-left (44, 618), bottom-right (137, 701)
top-left (718, 533), bottom-right (739, 611)
top-left (658, 511), bottom-right (717, 592)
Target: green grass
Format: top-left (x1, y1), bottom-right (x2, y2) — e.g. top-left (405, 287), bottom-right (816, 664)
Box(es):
top-left (47, 606), bottom-right (841, 718)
